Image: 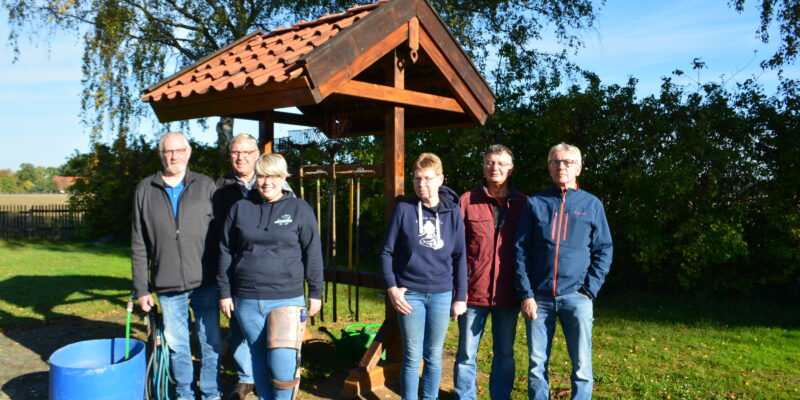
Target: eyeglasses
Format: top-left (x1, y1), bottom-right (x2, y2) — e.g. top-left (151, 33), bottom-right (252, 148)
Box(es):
top-left (413, 176), bottom-right (439, 185)
top-left (483, 161), bottom-right (512, 169)
top-left (548, 159), bottom-right (579, 167)
top-left (162, 148), bottom-right (188, 156)
top-left (257, 175), bottom-right (284, 182)
top-left (230, 150), bottom-right (258, 158)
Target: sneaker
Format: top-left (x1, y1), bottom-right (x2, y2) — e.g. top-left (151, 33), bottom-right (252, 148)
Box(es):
top-left (227, 383), bottom-right (256, 400)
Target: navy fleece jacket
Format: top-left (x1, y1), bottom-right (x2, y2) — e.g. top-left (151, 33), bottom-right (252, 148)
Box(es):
top-left (218, 190), bottom-right (324, 300)
top-left (380, 185), bottom-right (467, 301)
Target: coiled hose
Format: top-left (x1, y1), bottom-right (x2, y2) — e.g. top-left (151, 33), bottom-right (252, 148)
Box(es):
top-left (145, 304), bottom-right (173, 400)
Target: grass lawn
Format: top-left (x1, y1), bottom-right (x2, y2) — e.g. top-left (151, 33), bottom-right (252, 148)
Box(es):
top-left (0, 240), bottom-right (797, 399)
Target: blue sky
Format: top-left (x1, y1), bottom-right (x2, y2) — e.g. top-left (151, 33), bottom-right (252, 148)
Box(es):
top-left (0, 0), bottom-right (796, 170)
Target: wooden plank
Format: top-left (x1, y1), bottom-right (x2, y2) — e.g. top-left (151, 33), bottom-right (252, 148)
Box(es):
top-left (152, 85), bottom-right (317, 123)
top-left (302, 0), bottom-right (415, 98)
top-left (229, 110), bottom-right (322, 128)
top-left (321, 269), bottom-right (385, 289)
top-left (415, 0), bottom-right (496, 115)
top-left (421, 39), bottom-right (486, 124)
top-left (417, 28), bottom-right (487, 124)
top-left (344, 108), bottom-right (475, 135)
top-left (408, 17), bottom-right (419, 62)
top-left (259, 112), bottom-right (274, 154)
top-left (288, 163), bottom-right (384, 179)
top-left (334, 80), bottom-right (464, 113)
top-left (315, 24), bottom-right (409, 99)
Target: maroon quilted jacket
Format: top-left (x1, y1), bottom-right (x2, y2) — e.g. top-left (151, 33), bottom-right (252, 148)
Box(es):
top-left (460, 183), bottom-right (527, 307)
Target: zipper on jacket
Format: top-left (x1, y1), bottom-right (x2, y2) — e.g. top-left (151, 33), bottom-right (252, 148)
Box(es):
top-left (552, 190), bottom-right (567, 296)
top-left (173, 178), bottom-right (190, 291)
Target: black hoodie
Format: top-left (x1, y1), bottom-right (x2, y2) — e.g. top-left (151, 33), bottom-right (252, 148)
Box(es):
top-left (218, 190), bottom-right (323, 300)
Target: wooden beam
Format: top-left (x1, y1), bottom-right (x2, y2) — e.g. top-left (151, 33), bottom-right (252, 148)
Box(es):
top-left (151, 83), bottom-right (317, 123)
top-left (418, 28), bottom-right (487, 124)
top-left (408, 17), bottom-right (419, 63)
top-left (334, 80), bottom-right (464, 113)
top-left (322, 269), bottom-right (385, 290)
top-left (259, 112), bottom-right (274, 154)
top-left (415, 0), bottom-right (496, 115)
top-left (385, 51), bottom-right (405, 218)
top-left (383, 50), bottom-right (404, 366)
top-left (301, 0), bottom-right (415, 99)
top-left (315, 23), bottom-right (409, 99)
top-left (287, 163), bottom-right (384, 179)
top-left (229, 110), bottom-right (321, 128)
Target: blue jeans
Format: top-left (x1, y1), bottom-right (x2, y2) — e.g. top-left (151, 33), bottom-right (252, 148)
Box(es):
top-left (525, 292), bottom-right (594, 400)
top-left (158, 284), bottom-right (223, 400)
top-left (397, 290), bottom-right (452, 400)
top-left (235, 296), bottom-right (305, 400)
top-left (454, 305), bottom-right (520, 400)
top-left (229, 313), bottom-right (254, 384)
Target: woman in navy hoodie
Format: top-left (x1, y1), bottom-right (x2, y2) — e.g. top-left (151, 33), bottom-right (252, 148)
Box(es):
top-left (218, 153), bottom-right (323, 400)
top-left (381, 152), bottom-right (468, 400)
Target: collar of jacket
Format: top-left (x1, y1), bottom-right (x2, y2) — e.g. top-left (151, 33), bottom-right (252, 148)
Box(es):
top-left (152, 168), bottom-right (195, 188)
top-left (481, 179), bottom-right (522, 201)
top-left (548, 183), bottom-right (580, 196)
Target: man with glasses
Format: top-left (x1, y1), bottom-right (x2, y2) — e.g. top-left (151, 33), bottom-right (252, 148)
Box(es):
top-left (454, 144), bottom-right (527, 400)
top-left (514, 143), bottom-right (613, 400)
top-left (132, 132), bottom-right (223, 400)
top-left (209, 133), bottom-right (260, 400)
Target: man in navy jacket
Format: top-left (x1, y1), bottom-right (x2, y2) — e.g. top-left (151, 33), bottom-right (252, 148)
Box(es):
top-left (514, 143), bottom-right (612, 400)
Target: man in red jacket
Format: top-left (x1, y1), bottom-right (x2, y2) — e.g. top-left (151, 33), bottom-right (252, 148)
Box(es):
top-left (454, 144), bottom-right (527, 400)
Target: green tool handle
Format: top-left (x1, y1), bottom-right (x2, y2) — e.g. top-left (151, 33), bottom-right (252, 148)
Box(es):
top-left (125, 296), bottom-right (134, 359)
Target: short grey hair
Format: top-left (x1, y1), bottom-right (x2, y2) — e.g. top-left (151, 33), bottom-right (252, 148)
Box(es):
top-left (229, 133), bottom-right (259, 151)
top-left (484, 144), bottom-right (513, 164)
top-left (158, 132), bottom-right (191, 153)
top-left (255, 153), bottom-right (291, 177)
top-left (548, 143), bottom-right (582, 164)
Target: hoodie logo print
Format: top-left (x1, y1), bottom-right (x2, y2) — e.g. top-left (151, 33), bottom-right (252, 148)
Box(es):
top-left (419, 218), bottom-right (444, 250)
top-left (274, 214), bottom-right (293, 226)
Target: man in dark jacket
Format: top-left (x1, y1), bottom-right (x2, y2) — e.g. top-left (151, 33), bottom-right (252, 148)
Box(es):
top-left (132, 132), bottom-right (223, 400)
top-left (210, 133), bottom-right (260, 400)
top-left (514, 143), bottom-right (613, 400)
top-left (454, 145), bottom-right (526, 400)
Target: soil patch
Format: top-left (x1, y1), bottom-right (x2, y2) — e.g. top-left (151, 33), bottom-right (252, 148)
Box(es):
top-left (0, 311), bottom-right (457, 399)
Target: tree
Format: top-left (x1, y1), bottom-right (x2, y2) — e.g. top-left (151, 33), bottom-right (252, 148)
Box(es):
top-left (731, 0), bottom-right (800, 70)
top-left (3, 0), bottom-right (600, 142)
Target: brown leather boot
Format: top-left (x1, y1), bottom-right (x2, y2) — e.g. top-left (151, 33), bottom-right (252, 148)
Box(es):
top-left (227, 382), bottom-right (256, 400)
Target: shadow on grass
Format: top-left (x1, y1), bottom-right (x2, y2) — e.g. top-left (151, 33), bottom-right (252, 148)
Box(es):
top-left (596, 289), bottom-right (800, 329)
top-left (0, 274), bottom-right (131, 327)
top-left (0, 238), bottom-right (130, 258)
top-left (2, 371), bottom-right (48, 399)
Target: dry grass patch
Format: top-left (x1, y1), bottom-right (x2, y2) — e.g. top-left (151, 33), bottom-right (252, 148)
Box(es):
top-left (0, 194), bottom-right (70, 207)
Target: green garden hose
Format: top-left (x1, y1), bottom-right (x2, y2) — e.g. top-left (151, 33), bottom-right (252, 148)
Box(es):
top-left (125, 293), bottom-right (134, 359)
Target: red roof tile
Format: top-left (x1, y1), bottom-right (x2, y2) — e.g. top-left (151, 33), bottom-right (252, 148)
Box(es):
top-left (142, 2), bottom-right (386, 103)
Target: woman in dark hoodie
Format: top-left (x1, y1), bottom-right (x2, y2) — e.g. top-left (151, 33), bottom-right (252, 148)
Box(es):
top-left (218, 153), bottom-right (323, 400)
top-left (380, 152), bottom-right (468, 400)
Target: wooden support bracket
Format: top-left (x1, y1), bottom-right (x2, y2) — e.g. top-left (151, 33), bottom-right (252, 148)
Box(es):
top-left (408, 17), bottom-right (419, 63)
top-left (340, 319), bottom-right (402, 398)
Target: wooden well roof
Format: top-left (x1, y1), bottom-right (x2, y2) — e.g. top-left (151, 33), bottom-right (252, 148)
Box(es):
top-left (141, 0), bottom-right (495, 136)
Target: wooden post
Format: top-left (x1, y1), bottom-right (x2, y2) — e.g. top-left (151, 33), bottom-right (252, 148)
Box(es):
top-left (259, 111), bottom-right (275, 154)
top-left (341, 50), bottom-right (408, 399)
top-left (383, 50), bottom-right (405, 365)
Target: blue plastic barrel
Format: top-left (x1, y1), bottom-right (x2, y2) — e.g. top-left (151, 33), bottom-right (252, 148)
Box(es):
top-left (49, 338), bottom-right (146, 400)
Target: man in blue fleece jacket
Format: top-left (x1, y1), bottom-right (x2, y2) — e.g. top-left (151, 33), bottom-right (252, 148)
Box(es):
top-left (514, 143), bottom-right (613, 400)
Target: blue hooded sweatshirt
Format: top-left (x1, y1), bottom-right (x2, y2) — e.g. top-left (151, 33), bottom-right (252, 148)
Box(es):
top-left (380, 185), bottom-right (467, 301)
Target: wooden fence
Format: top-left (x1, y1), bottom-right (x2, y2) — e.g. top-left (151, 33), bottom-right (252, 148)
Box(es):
top-left (0, 205), bottom-right (85, 239)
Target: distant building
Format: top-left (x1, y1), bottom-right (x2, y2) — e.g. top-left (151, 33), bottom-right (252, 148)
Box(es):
top-left (51, 176), bottom-right (79, 193)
